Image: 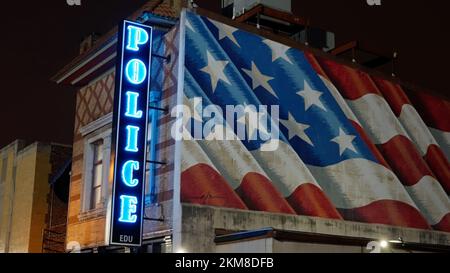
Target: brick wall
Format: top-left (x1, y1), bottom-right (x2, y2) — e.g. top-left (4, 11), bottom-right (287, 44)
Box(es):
top-left (66, 73), bottom-right (115, 250)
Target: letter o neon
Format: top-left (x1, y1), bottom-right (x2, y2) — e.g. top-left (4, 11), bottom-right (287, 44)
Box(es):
top-left (125, 59), bottom-right (147, 85)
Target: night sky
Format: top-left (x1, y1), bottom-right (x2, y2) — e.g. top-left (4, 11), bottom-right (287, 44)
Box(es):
top-left (0, 0), bottom-right (449, 148)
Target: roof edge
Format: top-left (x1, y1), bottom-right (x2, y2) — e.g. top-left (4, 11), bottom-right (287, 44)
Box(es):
top-left (51, 0), bottom-right (173, 84)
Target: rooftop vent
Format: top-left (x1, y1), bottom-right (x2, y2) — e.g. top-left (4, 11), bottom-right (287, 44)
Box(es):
top-left (222, 0), bottom-right (291, 18)
top-left (221, 0), bottom-right (335, 52)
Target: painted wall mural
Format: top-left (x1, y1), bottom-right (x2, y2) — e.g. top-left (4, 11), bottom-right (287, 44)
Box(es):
top-left (180, 11), bottom-right (450, 233)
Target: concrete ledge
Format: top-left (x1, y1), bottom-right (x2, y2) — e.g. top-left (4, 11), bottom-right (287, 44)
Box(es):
top-left (180, 204), bottom-right (450, 252)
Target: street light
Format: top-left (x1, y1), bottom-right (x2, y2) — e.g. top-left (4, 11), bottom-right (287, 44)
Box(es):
top-left (176, 247), bottom-right (187, 253)
top-left (389, 237), bottom-right (404, 244)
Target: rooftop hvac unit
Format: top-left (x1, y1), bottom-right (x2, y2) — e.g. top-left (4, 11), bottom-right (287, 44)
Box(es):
top-left (221, 0), bottom-right (335, 52)
top-left (222, 0), bottom-right (292, 18)
top-left (293, 29), bottom-right (336, 52)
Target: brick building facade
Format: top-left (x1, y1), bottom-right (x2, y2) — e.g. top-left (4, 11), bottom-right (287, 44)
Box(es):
top-left (0, 140), bottom-right (71, 253)
top-left (54, 0), bottom-right (181, 253)
top-left (54, 0), bottom-right (450, 253)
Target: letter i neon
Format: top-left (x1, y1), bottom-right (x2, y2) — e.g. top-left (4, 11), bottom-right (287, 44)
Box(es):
top-left (125, 91), bottom-right (143, 119)
top-left (125, 125), bottom-right (140, 152)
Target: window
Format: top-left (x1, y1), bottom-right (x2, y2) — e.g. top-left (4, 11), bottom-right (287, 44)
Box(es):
top-left (79, 116), bottom-right (112, 215)
top-left (81, 129), bottom-right (111, 214)
top-left (90, 140), bottom-right (104, 210)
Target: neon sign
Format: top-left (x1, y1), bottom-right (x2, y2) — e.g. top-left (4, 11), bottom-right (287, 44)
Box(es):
top-left (110, 20), bottom-right (152, 246)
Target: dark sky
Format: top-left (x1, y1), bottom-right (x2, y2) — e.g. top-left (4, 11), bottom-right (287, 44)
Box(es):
top-left (0, 0), bottom-right (449, 148)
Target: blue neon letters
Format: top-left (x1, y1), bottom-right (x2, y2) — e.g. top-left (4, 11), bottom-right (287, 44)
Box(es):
top-left (121, 160), bottom-right (140, 187)
top-left (119, 195), bottom-right (138, 223)
top-left (126, 25), bottom-right (149, 51)
top-left (125, 125), bottom-right (140, 152)
top-left (120, 26), bottom-right (146, 222)
top-left (125, 59), bottom-right (147, 85)
top-left (125, 91), bottom-right (143, 119)
top-left (111, 20), bottom-right (152, 246)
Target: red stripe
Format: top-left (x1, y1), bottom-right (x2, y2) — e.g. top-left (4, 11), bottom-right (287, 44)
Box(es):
top-left (372, 77), bottom-right (410, 117)
top-left (373, 77), bottom-right (450, 195)
top-left (432, 213), bottom-right (450, 232)
top-left (377, 135), bottom-right (435, 187)
top-left (287, 183), bottom-right (343, 219)
top-left (237, 173), bottom-right (296, 215)
top-left (317, 57), bottom-right (381, 100)
top-left (307, 55), bottom-right (392, 170)
top-left (339, 200), bottom-right (430, 229)
top-left (181, 163), bottom-right (248, 210)
top-left (350, 120), bottom-right (391, 169)
top-left (424, 145), bottom-right (450, 195)
top-left (408, 89), bottom-right (450, 132)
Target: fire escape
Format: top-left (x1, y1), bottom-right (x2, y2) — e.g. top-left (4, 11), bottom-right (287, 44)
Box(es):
top-left (42, 159), bottom-right (71, 253)
top-left (42, 228), bottom-right (66, 253)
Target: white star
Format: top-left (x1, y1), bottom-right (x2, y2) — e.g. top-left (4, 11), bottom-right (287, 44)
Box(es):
top-left (200, 51), bottom-right (231, 93)
top-left (242, 62), bottom-right (277, 98)
top-left (331, 128), bottom-right (357, 156)
top-left (210, 20), bottom-right (241, 47)
top-left (297, 80), bottom-right (327, 111)
top-left (185, 18), bottom-right (195, 32)
top-left (280, 113), bottom-right (313, 146)
top-left (263, 39), bottom-right (293, 64)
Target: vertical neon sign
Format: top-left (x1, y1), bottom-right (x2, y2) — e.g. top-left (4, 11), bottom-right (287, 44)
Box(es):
top-left (110, 20), bottom-right (152, 246)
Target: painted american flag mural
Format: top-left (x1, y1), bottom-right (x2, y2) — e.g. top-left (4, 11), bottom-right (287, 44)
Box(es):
top-left (179, 11), bottom-right (450, 232)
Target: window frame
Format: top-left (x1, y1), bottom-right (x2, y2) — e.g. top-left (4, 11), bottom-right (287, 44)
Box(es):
top-left (81, 128), bottom-right (112, 213)
top-left (90, 139), bottom-right (104, 210)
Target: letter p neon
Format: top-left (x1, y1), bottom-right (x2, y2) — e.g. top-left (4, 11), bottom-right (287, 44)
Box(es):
top-left (126, 25), bottom-right (149, 51)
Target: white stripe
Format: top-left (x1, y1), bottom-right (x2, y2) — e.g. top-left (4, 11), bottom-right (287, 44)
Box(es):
top-left (405, 176), bottom-right (450, 225)
top-left (346, 94), bottom-right (410, 145)
top-left (183, 91), bottom-right (322, 196)
top-left (199, 135), bottom-right (267, 190)
top-left (429, 127), bottom-right (450, 161)
top-left (182, 95), bottom-right (265, 189)
top-left (319, 75), bottom-right (361, 125)
top-left (251, 141), bottom-right (321, 197)
top-left (181, 140), bottom-right (217, 172)
top-left (306, 159), bottom-right (417, 209)
top-left (199, 125), bottom-right (320, 195)
top-left (398, 104), bottom-right (439, 156)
